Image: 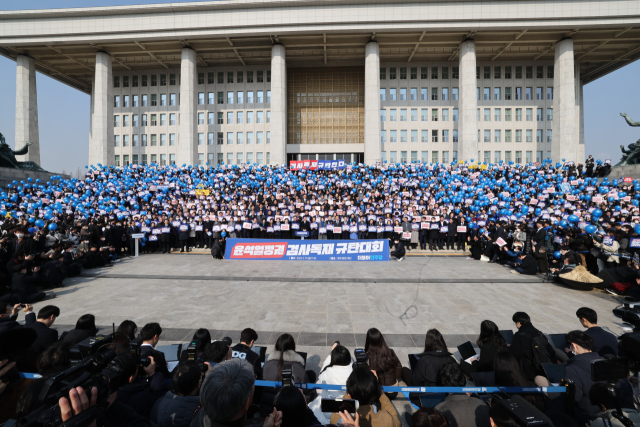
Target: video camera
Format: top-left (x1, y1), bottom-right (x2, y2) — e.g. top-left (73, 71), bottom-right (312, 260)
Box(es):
top-left (613, 302), bottom-right (640, 329)
top-left (493, 395), bottom-right (550, 427)
top-left (353, 348), bottom-right (367, 370)
top-left (186, 339), bottom-right (208, 373)
top-left (21, 346), bottom-right (132, 427)
top-left (590, 357), bottom-right (635, 427)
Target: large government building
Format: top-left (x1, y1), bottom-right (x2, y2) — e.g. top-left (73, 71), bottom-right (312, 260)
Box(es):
top-left (0, 0), bottom-right (639, 167)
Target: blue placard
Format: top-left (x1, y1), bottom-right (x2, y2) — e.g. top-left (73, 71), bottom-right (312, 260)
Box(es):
top-left (224, 238), bottom-right (389, 261)
top-left (603, 236), bottom-right (614, 246)
top-left (630, 238), bottom-right (640, 249)
top-left (295, 231), bottom-right (309, 237)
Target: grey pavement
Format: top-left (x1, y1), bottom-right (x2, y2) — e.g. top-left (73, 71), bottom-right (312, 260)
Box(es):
top-left (18, 254), bottom-right (625, 426)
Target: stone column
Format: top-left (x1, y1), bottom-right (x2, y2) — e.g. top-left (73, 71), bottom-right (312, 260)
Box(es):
top-left (551, 38), bottom-right (577, 163)
top-left (89, 52), bottom-right (114, 166)
top-left (575, 61), bottom-right (585, 163)
top-left (15, 55), bottom-right (40, 164)
top-left (178, 48), bottom-right (198, 166)
top-left (271, 44), bottom-right (287, 166)
top-left (458, 40), bottom-right (478, 163)
top-left (364, 42), bottom-right (381, 165)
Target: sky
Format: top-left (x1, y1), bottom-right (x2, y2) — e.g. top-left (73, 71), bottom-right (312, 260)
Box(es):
top-left (0, 0), bottom-right (639, 174)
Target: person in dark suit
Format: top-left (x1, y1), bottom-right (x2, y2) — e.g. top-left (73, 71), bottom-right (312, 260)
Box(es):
top-left (490, 221), bottom-right (508, 263)
top-left (139, 322), bottom-right (170, 378)
top-left (178, 224), bottom-right (189, 252)
top-left (576, 307), bottom-right (618, 356)
top-left (22, 305), bottom-right (60, 372)
top-left (10, 228), bottom-right (35, 258)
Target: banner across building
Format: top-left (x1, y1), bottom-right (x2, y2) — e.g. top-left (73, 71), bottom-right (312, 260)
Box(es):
top-left (225, 238), bottom-right (389, 261)
top-left (289, 159), bottom-right (347, 171)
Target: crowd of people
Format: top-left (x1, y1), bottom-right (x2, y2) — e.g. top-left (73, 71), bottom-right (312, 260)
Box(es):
top-left (0, 304), bottom-right (636, 427)
top-left (2, 155), bottom-right (640, 426)
top-left (1, 154), bottom-right (639, 300)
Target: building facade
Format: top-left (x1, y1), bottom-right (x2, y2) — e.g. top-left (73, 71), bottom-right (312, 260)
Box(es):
top-left (0, 0), bottom-right (637, 167)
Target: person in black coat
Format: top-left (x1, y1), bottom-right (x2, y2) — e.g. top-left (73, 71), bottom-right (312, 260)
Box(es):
top-left (11, 264), bottom-right (46, 304)
top-left (509, 312), bottom-right (556, 381)
top-left (514, 253), bottom-right (538, 275)
top-left (390, 239), bottom-right (405, 261)
top-left (150, 361), bottom-right (201, 427)
top-left (490, 222), bottom-right (508, 262)
top-left (211, 237), bottom-right (224, 260)
top-left (407, 329), bottom-right (457, 386)
top-left (116, 352), bottom-right (170, 419)
top-left (60, 314), bottom-right (98, 345)
top-left (469, 235), bottom-right (483, 260)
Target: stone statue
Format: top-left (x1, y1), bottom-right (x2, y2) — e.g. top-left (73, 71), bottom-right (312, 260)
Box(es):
top-left (617, 113), bottom-right (640, 166)
top-left (0, 132), bottom-right (45, 171)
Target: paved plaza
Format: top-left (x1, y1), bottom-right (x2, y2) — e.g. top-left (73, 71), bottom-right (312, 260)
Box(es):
top-left (16, 253), bottom-right (625, 425)
top-left (25, 254), bottom-right (623, 358)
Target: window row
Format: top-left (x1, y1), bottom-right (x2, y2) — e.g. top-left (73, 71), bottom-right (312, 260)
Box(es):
top-left (113, 71), bottom-right (272, 88)
top-left (380, 129), bottom-right (553, 144)
top-left (380, 107), bottom-right (552, 123)
top-left (379, 65), bottom-right (553, 80)
top-left (114, 152), bottom-right (271, 167)
top-left (113, 111), bottom-right (272, 127)
top-left (379, 149), bottom-right (550, 165)
top-left (478, 129), bottom-right (552, 143)
top-left (113, 91), bottom-right (272, 108)
top-left (113, 131), bottom-right (272, 147)
top-left (379, 87), bottom-right (553, 102)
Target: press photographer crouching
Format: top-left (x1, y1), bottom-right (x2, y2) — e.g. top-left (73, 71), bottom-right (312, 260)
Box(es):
top-left (151, 361), bottom-right (202, 427)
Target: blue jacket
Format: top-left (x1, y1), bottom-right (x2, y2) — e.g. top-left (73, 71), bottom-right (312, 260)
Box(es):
top-left (151, 391), bottom-right (201, 427)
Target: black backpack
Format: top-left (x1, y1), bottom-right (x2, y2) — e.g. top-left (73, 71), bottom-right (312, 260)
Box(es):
top-left (520, 331), bottom-right (554, 371)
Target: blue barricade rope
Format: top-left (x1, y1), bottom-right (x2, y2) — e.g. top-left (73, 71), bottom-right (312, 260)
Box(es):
top-left (19, 373), bottom-right (566, 394)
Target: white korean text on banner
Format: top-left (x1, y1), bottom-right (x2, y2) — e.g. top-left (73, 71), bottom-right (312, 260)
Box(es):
top-left (224, 238), bottom-right (389, 261)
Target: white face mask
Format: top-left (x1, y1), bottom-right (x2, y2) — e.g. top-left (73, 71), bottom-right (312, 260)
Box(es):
top-left (16, 234), bottom-right (24, 238)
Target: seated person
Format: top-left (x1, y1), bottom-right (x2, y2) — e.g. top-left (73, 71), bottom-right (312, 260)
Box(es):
top-left (576, 307), bottom-right (618, 356)
top-left (204, 340), bottom-right (232, 371)
top-left (151, 361), bottom-right (202, 427)
top-left (139, 322), bottom-right (170, 378)
top-left (511, 253), bottom-right (538, 275)
top-left (116, 354), bottom-right (170, 418)
top-left (329, 368), bottom-right (401, 427)
top-left (230, 328), bottom-right (262, 379)
top-left (60, 314), bottom-right (98, 345)
top-left (434, 363), bottom-right (490, 427)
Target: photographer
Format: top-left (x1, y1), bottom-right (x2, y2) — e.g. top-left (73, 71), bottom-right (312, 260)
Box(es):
top-left (274, 385), bottom-right (321, 427)
top-left (116, 355), bottom-right (169, 418)
top-left (589, 382), bottom-right (640, 427)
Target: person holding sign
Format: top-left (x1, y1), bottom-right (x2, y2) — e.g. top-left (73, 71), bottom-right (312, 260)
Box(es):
top-left (179, 223), bottom-right (190, 252)
top-left (160, 219), bottom-right (172, 254)
top-left (456, 215), bottom-right (468, 251)
top-left (593, 230), bottom-right (620, 270)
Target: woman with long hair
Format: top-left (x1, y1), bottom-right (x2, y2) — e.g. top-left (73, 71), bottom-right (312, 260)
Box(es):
top-left (309, 343), bottom-right (353, 423)
top-left (364, 328), bottom-right (402, 398)
top-left (408, 329), bottom-right (457, 387)
top-left (179, 328), bottom-right (211, 361)
top-left (111, 319), bottom-right (137, 351)
top-left (472, 320), bottom-right (508, 372)
top-left (410, 408), bottom-right (450, 427)
top-left (494, 350), bottom-right (546, 411)
top-left (261, 333), bottom-right (314, 416)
